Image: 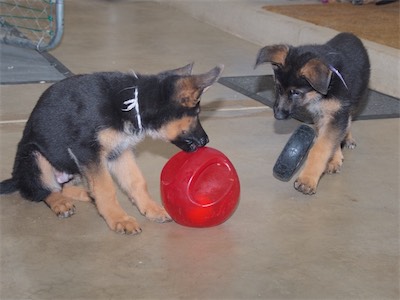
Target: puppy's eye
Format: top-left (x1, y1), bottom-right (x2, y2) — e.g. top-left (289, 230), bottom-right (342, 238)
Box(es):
top-left (290, 89), bottom-right (303, 97)
top-left (181, 130), bottom-right (188, 135)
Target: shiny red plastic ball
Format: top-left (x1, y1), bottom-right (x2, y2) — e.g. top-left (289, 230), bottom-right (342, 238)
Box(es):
top-left (160, 147), bottom-right (240, 228)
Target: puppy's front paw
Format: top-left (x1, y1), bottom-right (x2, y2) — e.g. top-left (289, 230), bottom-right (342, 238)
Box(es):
top-left (143, 204), bottom-right (172, 223)
top-left (326, 160), bottom-right (342, 174)
top-left (326, 154), bottom-right (344, 174)
top-left (294, 176), bottom-right (318, 195)
top-left (344, 137), bottom-right (356, 149)
top-left (113, 216), bottom-right (142, 235)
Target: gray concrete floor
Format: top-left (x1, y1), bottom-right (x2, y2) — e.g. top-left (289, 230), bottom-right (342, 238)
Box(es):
top-left (1, 1), bottom-right (399, 299)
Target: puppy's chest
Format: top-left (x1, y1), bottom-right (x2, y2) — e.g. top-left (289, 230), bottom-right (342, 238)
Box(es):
top-left (97, 124), bottom-right (145, 160)
top-left (307, 98), bottom-right (343, 130)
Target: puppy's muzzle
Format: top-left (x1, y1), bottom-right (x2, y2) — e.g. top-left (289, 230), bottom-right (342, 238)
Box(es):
top-left (172, 135), bottom-right (209, 152)
top-left (171, 120), bottom-right (209, 152)
top-left (274, 107), bottom-right (291, 120)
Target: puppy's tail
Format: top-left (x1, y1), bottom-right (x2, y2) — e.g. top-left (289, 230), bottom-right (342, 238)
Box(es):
top-left (0, 178), bottom-right (18, 194)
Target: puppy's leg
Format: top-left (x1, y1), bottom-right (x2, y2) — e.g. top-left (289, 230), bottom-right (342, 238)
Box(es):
top-left (33, 152), bottom-right (76, 217)
top-left (341, 116), bottom-right (356, 149)
top-left (294, 115), bottom-right (347, 195)
top-left (326, 146), bottom-right (344, 174)
top-left (294, 134), bottom-right (335, 194)
top-left (328, 118), bottom-right (356, 174)
top-left (47, 185), bottom-right (91, 217)
top-left (85, 161), bottom-right (142, 234)
top-left (328, 117), bottom-right (359, 173)
top-left (62, 185), bottom-right (91, 202)
top-left (343, 131), bottom-right (357, 149)
top-left (109, 149), bottom-right (171, 223)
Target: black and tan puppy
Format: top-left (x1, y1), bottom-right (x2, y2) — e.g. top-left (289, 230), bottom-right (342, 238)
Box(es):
top-left (0, 63), bottom-right (223, 234)
top-left (256, 32), bottom-right (370, 194)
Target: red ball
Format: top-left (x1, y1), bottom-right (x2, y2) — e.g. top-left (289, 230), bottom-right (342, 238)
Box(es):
top-left (160, 147), bottom-right (240, 228)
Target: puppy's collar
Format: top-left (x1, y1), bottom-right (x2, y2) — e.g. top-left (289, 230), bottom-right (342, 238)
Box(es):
top-left (121, 86), bottom-right (142, 130)
top-left (329, 65), bottom-right (348, 90)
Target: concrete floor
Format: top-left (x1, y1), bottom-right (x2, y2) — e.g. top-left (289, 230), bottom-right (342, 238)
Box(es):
top-left (1, 1), bottom-right (399, 299)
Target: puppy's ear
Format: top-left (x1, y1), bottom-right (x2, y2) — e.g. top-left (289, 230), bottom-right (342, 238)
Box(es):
top-left (255, 45), bottom-right (289, 69)
top-left (300, 58), bottom-right (332, 95)
top-left (175, 65), bottom-right (224, 108)
top-left (158, 63), bottom-right (194, 78)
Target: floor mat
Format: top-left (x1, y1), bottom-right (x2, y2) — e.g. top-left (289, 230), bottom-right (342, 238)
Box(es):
top-left (263, 2), bottom-right (399, 49)
top-left (218, 75), bottom-right (400, 122)
top-left (0, 43), bottom-right (72, 84)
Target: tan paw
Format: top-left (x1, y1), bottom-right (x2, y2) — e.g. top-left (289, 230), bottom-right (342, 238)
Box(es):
top-left (45, 193), bottom-right (76, 218)
top-left (344, 137), bottom-right (357, 149)
top-left (294, 175), bottom-right (318, 195)
top-left (113, 216), bottom-right (142, 235)
top-left (326, 158), bottom-right (343, 174)
top-left (142, 203), bottom-right (172, 223)
top-left (55, 202), bottom-right (76, 218)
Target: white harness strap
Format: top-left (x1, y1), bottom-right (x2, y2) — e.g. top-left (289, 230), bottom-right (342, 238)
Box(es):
top-left (329, 65), bottom-right (348, 90)
top-left (121, 87), bottom-right (142, 130)
top-left (130, 69), bottom-right (139, 79)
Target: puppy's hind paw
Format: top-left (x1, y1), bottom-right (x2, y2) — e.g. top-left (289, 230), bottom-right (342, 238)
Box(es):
top-left (57, 205), bottom-right (76, 218)
top-left (45, 193), bottom-right (76, 218)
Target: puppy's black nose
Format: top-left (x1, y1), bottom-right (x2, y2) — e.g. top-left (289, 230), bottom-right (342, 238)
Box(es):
top-left (199, 135), bottom-right (209, 147)
top-left (274, 109), bottom-right (290, 120)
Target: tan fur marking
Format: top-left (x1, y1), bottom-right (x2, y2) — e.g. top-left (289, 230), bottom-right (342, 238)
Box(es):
top-left (36, 152), bottom-right (60, 191)
top-left (271, 47), bottom-right (288, 66)
top-left (299, 59), bottom-right (332, 94)
top-left (62, 185), bottom-right (91, 202)
top-left (160, 116), bottom-right (195, 140)
top-left (97, 128), bottom-right (123, 153)
top-left (309, 98), bottom-right (342, 129)
top-left (257, 44), bottom-right (289, 67)
top-left (302, 91), bottom-right (321, 106)
top-left (85, 159), bottom-right (141, 234)
top-left (321, 99), bottom-right (342, 114)
top-left (108, 150), bottom-right (171, 223)
top-left (97, 127), bottom-right (144, 158)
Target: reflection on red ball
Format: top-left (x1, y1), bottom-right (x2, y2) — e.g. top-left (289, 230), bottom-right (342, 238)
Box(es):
top-left (160, 147), bottom-right (240, 228)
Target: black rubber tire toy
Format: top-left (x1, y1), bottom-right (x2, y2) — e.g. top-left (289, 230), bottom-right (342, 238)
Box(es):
top-left (273, 124), bottom-right (316, 182)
